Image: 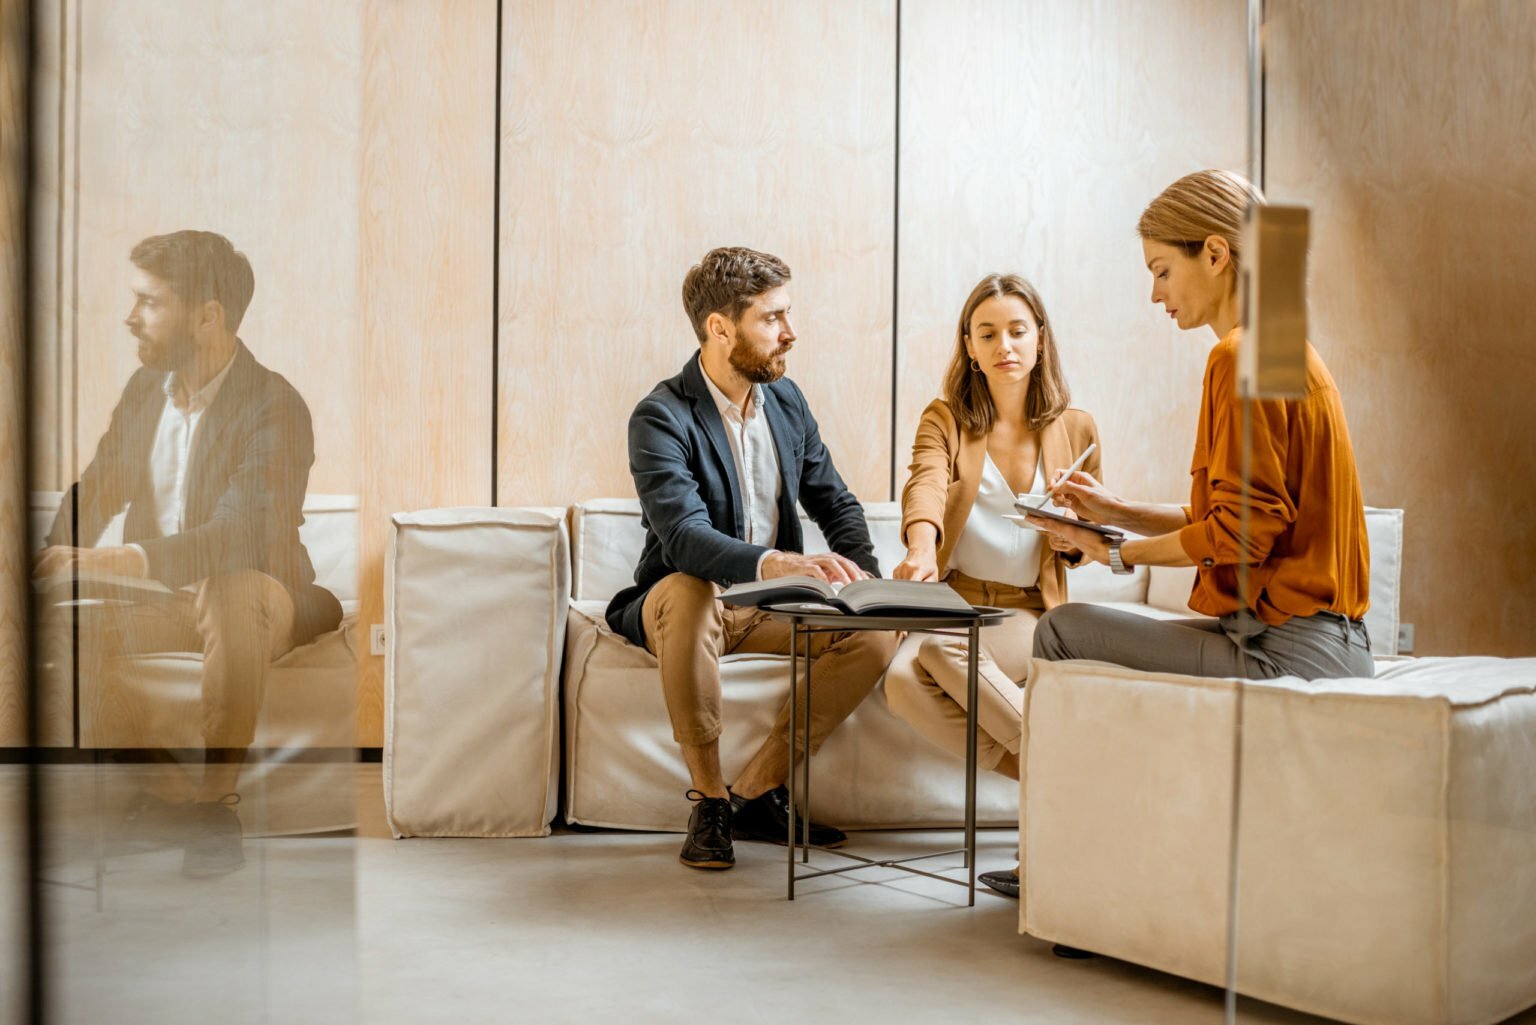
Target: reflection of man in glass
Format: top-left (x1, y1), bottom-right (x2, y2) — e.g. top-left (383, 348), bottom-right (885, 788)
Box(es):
top-left (34, 230), bottom-right (341, 875)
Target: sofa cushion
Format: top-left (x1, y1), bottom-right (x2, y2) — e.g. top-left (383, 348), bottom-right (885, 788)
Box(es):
top-left (570, 498), bottom-right (906, 602)
top-left (1064, 559), bottom-right (1149, 605)
top-left (385, 507), bottom-right (568, 838)
top-left (1021, 654), bottom-right (1536, 1025)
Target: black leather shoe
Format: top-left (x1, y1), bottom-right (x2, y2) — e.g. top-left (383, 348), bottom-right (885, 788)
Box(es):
top-left (182, 794), bottom-right (245, 878)
top-left (679, 790), bottom-right (734, 870)
top-left (979, 869), bottom-right (1020, 898)
top-left (1052, 944), bottom-right (1096, 960)
top-left (730, 786), bottom-right (846, 849)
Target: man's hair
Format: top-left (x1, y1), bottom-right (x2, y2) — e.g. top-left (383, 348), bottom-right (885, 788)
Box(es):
top-left (681, 247), bottom-right (791, 343)
top-left (130, 230), bottom-right (256, 332)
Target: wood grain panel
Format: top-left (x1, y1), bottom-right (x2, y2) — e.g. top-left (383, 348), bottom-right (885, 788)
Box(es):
top-left (358, 0), bottom-right (497, 744)
top-left (0, 0), bottom-right (26, 746)
top-left (1263, 0), bottom-right (1536, 657)
top-left (898, 0), bottom-right (1246, 508)
top-left (67, 0), bottom-right (363, 495)
top-left (497, 0), bottom-right (896, 506)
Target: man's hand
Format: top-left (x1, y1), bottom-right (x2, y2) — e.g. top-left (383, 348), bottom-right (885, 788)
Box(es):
top-left (1047, 470), bottom-right (1122, 525)
top-left (761, 550), bottom-right (866, 585)
top-left (33, 546), bottom-right (76, 579)
top-left (892, 544), bottom-right (939, 582)
top-left (32, 545), bottom-right (147, 580)
top-left (1024, 515), bottom-right (1110, 566)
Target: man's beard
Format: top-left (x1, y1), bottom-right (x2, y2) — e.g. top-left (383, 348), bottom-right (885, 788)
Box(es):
top-left (135, 329), bottom-right (196, 372)
top-left (729, 342), bottom-right (789, 384)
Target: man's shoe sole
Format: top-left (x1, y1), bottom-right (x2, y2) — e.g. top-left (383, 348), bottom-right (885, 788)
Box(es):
top-left (678, 855), bottom-right (734, 870)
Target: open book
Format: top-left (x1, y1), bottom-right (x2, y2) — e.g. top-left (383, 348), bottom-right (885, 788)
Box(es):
top-left (32, 571), bottom-right (177, 606)
top-left (719, 577), bottom-right (976, 616)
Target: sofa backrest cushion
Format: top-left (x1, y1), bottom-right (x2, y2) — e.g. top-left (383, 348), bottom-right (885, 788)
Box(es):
top-left (28, 491), bottom-right (359, 608)
top-left (1143, 506), bottom-right (1405, 656)
top-left (570, 499), bottom-right (906, 603)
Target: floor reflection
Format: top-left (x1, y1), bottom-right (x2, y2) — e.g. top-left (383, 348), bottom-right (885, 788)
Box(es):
top-left (3, 761), bottom-right (355, 1025)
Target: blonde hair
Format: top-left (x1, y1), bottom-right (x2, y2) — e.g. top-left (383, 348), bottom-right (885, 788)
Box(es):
top-left (941, 273), bottom-right (1070, 436)
top-left (1137, 169), bottom-right (1263, 275)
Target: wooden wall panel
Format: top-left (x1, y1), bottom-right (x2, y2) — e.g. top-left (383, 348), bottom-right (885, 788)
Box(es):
top-left (1264, 0), bottom-right (1536, 656)
top-left (897, 0), bottom-right (1247, 508)
top-left (67, 0), bottom-right (363, 495)
top-left (497, 0), bottom-right (896, 506)
top-left (358, 1), bottom-right (497, 744)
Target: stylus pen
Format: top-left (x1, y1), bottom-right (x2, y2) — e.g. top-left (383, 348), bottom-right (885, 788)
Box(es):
top-left (1020, 442), bottom-right (1096, 509)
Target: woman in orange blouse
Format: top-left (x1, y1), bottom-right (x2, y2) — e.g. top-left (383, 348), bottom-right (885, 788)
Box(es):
top-left (885, 273), bottom-right (1099, 794)
top-left (1026, 170), bottom-right (1373, 681)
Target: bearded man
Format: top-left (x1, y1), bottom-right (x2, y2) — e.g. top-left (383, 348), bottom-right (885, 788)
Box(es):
top-left (36, 230), bottom-right (339, 876)
top-left (605, 246), bottom-right (896, 871)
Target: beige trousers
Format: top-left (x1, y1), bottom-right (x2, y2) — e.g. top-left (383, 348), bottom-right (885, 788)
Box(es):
top-left (75, 570), bottom-right (296, 748)
top-left (883, 570), bottom-right (1044, 771)
top-left (640, 572), bottom-right (897, 755)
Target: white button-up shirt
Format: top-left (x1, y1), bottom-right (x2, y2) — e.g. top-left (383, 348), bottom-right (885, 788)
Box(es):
top-left (949, 452), bottom-right (1047, 589)
top-left (127, 354), bottom-right (237, 573)
top-left (701, 368), bottom-right (781, 578)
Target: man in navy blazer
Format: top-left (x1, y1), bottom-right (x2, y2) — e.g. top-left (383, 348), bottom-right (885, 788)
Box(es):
top-left (36, 231), bottom-right (340, 876)
top-left (606, 247), bottom-right (896, 870)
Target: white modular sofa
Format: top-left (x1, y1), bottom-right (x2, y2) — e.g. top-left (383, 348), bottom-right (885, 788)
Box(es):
top-left (561, 500), bottom-right (1026, 832)
top-left (1018, 511), bottom-right (1536, 1025)
top-left (24, 491), bottom-right (359, 752)
top-left (22, 492), bottom-right (360, 835)
top-left (384, 499), bottom-right (1408, 839)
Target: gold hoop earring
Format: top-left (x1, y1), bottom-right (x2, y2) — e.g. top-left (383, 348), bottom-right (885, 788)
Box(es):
top-left (970, 358), bottom-right (981, 372)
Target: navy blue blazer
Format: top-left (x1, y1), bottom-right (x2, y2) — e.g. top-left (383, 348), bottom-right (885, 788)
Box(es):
top-left (605, 351), bottom-right (880, 647)
top-left (46, 343), bottom-right (342, 646)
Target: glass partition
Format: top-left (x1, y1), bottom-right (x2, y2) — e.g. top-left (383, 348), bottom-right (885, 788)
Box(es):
top-left (1229, 2), bottom-right (1536, 1022)
top-left (15, 3), bottom-right (361, 1021)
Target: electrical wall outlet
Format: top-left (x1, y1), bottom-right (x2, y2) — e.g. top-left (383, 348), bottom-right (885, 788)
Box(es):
top-left (1397, 623), bottom-right (1415, 655)
top-left (370, 624), bottom-right (387, 657)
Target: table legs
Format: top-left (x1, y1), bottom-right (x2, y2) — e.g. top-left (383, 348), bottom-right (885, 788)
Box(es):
top-left (964, 619), bottom-right (979, 907)
top-left (785, 619), bottom-right (982, 906)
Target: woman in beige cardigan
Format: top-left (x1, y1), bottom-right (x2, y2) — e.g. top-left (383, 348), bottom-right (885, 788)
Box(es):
top-left (885, 273), bottom-right (1099, 894)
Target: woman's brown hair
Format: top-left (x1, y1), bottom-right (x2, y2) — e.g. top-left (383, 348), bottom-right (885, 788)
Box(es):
top-left (941, 273), bottom-right (1070, 435)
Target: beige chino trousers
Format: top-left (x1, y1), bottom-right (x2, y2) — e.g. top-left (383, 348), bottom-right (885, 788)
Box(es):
top-left (883, 570), bottom-right (1044, 771)
top-left (55, 570), bottom-right (295, 749)
top-left (640, 572), bottom-right (897, 755)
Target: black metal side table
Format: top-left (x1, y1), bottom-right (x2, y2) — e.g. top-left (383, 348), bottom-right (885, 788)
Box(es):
top-left (764, 603), bottom-right (1014, 905)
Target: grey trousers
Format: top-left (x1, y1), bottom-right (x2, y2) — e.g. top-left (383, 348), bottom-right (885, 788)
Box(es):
top-left (1032, 603), bottom-right (1374, 681)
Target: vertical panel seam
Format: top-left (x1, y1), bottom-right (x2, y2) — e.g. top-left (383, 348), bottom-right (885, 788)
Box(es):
top-left (490, 0), bottom-right (504, 506)
top-left (889, 0), bottom-right (901, 502)
top-left (68, 0), bottom-right (80, 486)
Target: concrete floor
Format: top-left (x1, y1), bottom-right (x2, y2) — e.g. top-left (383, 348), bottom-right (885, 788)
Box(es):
top-left (3, 763), bottom-right (1534, 1025)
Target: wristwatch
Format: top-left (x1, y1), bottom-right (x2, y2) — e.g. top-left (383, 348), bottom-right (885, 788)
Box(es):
top-left (1108, 538), bottom-right (1133, 576)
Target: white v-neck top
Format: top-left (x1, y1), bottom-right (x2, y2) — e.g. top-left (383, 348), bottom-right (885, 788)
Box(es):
top-left (948, 452), bottom-right (1046, 589)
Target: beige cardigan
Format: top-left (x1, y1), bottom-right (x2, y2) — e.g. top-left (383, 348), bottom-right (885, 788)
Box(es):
top-left (900, 399), bottom-right (1102, 610)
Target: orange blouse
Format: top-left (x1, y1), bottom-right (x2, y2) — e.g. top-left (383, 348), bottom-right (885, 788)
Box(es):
top-left (1177, 328), bottom-right (1370, 626)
